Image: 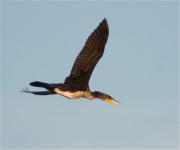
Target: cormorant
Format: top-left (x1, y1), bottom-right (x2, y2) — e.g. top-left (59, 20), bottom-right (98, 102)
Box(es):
top-left (22, 18), bottom-right (120, 104)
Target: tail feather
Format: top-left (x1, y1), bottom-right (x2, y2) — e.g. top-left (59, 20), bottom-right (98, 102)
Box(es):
top-left (30, 81), bottom-right (50, 90)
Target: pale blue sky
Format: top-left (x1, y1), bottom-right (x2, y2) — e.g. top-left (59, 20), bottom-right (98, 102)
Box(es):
top-left (1, 1), bottom-right (179, 149)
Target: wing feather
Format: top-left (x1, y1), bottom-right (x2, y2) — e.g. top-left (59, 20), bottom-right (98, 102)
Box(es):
top-left (65, 18), bottom-right (109, 90)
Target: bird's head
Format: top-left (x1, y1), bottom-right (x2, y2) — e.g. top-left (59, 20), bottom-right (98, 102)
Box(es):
top-left (93, 91), bottom-right (120, 104)
top-left (104, 97), bottom-right (120, 104)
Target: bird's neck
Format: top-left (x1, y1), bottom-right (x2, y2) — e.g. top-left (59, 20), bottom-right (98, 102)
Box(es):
top-left (92, 91), bottom-right (107, 99)
top-left (83, 91), bottom-right (95, 100)
top-left (83, 91), bottom-right (109, 100)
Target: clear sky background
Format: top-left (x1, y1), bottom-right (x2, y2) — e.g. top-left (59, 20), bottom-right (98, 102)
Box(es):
top-left (1, 1), bottom-right (179, 149)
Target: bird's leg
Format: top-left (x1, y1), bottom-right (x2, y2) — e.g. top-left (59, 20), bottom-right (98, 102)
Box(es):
top-left (20, 87), bottom-right (56, 95)
top-left (20, 87), bottom-right (31, 93)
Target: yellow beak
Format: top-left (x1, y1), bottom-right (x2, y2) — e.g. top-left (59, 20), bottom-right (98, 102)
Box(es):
top-left (104, 98), bottom-right (120, 104)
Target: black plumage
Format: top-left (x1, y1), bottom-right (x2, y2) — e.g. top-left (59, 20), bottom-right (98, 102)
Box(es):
top-left (22, 18), bottom-right (120, 104)
top-left (64, 18), bottom-right (109, 90)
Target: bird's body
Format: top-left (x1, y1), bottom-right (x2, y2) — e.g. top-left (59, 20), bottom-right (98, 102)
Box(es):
top-left (22, 18), bottom-right (120, 104)
top-left (54, 88), bottom-right (85, 99)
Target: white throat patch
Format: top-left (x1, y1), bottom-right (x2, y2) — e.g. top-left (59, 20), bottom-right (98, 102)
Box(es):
top-left (54, 88), bottom-right (84, 99)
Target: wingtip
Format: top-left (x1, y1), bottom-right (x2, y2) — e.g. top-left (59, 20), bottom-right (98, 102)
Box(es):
top-left (100, 18), bottom-right (109, 32)
top-left (102, 18), bottom-right (108, 24)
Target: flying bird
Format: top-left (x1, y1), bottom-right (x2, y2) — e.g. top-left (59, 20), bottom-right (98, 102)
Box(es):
top-left (22, 18), bottom-right (120, 104)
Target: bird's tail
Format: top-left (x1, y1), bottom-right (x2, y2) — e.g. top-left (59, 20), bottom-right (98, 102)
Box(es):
top-left (30, 81), bottom-right (51, 90)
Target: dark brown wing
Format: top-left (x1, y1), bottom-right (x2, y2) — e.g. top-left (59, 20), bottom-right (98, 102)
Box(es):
top-left (64, 18), bottom-right (109, 90)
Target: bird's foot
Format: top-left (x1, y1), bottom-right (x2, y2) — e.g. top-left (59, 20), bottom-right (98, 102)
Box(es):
top-left (20, 87), bottom-right (32, 93)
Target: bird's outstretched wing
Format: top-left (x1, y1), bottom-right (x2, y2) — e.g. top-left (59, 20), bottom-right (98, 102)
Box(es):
top-left (64, 18), bottom-right (109, 90)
